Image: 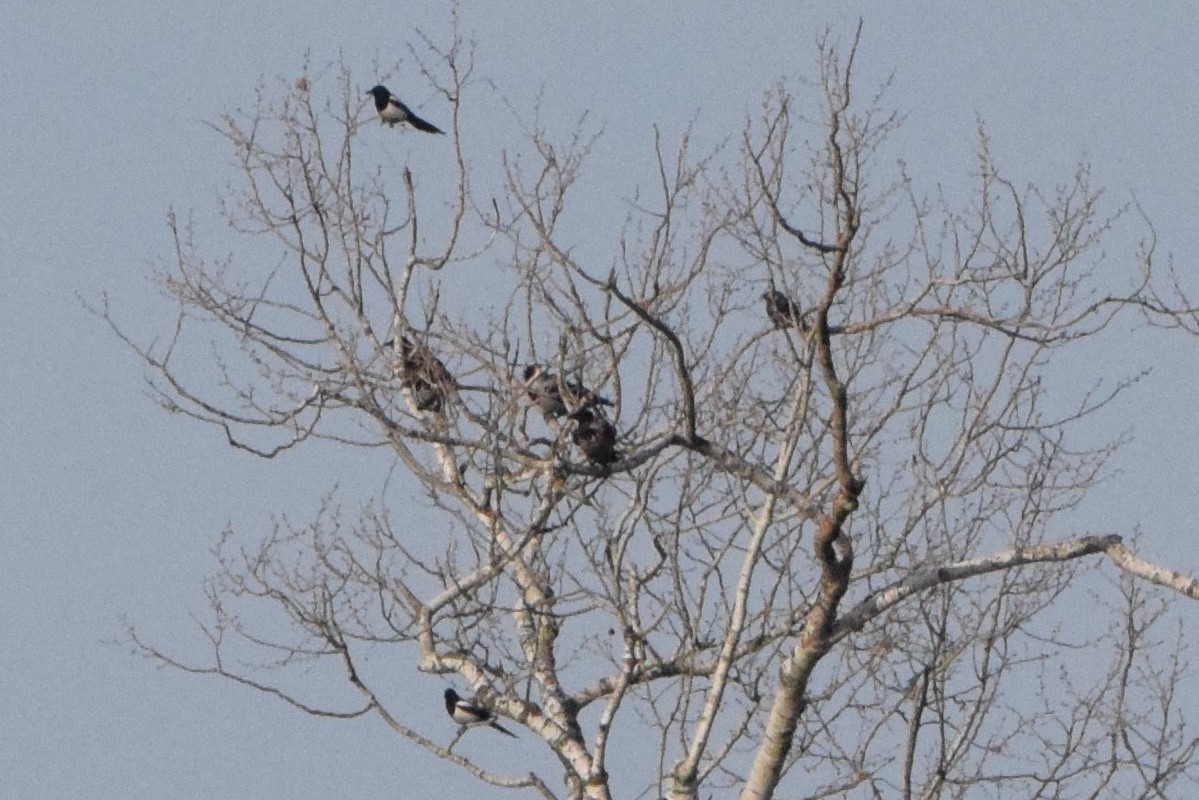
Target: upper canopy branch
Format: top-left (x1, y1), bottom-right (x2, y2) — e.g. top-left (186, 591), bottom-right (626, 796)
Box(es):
top-left (826, 533), bottom-right (1199, 643)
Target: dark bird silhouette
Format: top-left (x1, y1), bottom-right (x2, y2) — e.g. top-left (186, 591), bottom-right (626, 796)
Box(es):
top-left (365, 85), bottom-right (444, 134)
top-left (443, 688), bottom-right (517, 737)
top-left (568, 407), bottom-right (619, 465)
top-left (521, 365), bottom-right (612, 418)
top-left (763, 289), bottom-right (806, 331)
top-left (387, 337), bottom-right (454, 412)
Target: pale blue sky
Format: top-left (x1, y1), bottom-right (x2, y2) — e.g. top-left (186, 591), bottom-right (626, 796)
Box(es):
top-left (3, 2), bottom-right (1199, 797)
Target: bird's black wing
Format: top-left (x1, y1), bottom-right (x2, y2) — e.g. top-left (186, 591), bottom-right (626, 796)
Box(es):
top-left (386, 96), bottom-right (443, 134)
top-left (385, 95), bottom-right (414, 116)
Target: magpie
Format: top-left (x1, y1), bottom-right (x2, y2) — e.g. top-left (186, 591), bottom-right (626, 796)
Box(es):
top-left (365, 85), bottom-right (444, 134)
top-left (443, 688), bottom-right (517, 737)
top-left (386, 337), bottom-right (454, 412)
top-left (522, 365), bottom-right (612, 419)
top-left (763, 289), bottom-right (806, 331)
top-left (568, 407), bottom-right (619, 465)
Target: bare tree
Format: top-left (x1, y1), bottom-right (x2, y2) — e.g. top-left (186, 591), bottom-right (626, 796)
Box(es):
top-left (110, 22), bottom-right (1199, 800)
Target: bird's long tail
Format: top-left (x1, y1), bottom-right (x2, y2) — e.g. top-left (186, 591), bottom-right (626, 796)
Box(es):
top-left (489, 720), bottom-right (518, 738)
top-left (409, 113), bottom-right (445, 135)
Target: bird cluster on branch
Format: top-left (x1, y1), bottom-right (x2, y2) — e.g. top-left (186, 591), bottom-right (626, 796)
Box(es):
top-left (370, 83), bottom-right (812, 473)
top-left (383, 295), bottom-right (802, 467)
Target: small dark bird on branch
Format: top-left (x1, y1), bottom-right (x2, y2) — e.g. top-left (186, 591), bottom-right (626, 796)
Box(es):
top-left (763, 289), bottom-right (806, 331)
top-left (443, 688), bottom-right (517, 737)
top-left (522, 365), bottom-right (612, 418)
top-left (568, 407), bottom-right (619, 465)
top-left (387, 337), bottom-right (454, 412)
top-left (366, 85), bottom-right (444, 134)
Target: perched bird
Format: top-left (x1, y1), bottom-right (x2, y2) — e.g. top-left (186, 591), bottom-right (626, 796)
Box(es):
top-left (443, 688), bottom-right (517, 737)
top-left (568, 407), bottom-right (619, 465)
top-left (522, 365), bottom-right (612, 418)
top-left (365, 85), bottom-right (444, 134)
top-left (763, 289), bottom-right (806, 331)
top-left (387, 337), bottom-right (454, 412)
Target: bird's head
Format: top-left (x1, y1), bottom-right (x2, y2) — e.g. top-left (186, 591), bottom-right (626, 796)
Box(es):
top-left (444, 688), bottom-right (460, 703)
top-left (366, 85), bottom-right (390, 100)
top-left (522, 364), bottom-right (542, 382)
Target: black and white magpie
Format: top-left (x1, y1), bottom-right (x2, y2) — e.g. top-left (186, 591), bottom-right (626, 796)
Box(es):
top-left (522, 365), bottom-right (612, 419)
top-left (386, 337), bottom-right (454, 413)
top-left (568, 407), bottom-right (619, 465)
top-left (365, 85), bottom-right (444, 134)
top-left (443, 688), bottom-right (517, 737)
top-left (763, 289), bottom-right (806, 331)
